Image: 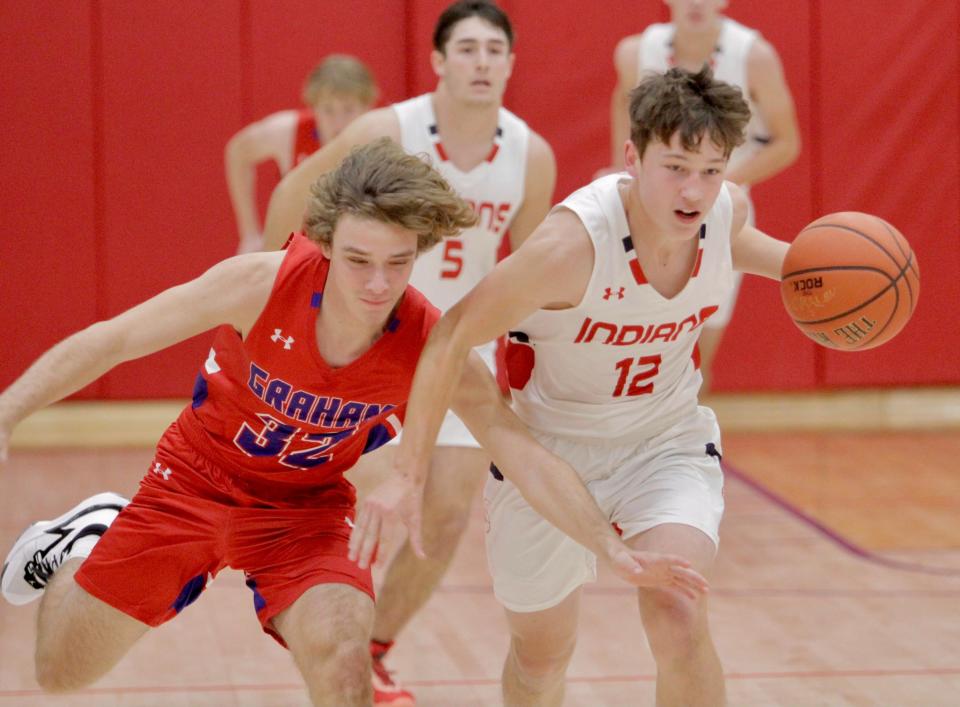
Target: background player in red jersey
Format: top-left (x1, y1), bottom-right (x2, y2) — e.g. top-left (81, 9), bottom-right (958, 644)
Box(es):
top-left (226, 55), bottom-right (378, 254)
top-left (263, 5), bottom-right (556, 702)
top-left (0, 139), bottom-right (705, 706)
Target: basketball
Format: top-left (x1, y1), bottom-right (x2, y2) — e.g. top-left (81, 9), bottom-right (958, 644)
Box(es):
top-left (780, 212), bottom-right (920, 351)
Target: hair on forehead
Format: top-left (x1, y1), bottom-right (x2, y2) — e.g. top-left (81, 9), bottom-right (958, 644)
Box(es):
top-left (302, 138), bottom-right (477, 254)
top-left (628, 65), bottom-right (751, 160)
top-left (433, 0), bottom-right (514, 52)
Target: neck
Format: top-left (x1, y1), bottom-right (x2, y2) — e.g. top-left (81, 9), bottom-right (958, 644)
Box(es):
top-left (621, 180), bottom-right (697, 258)
top-left (431, 86), bottom-right (501, 141)
top-left (672, 18), bottom-right (724, 60)
top-left (315, 289), bottom-right (389, 367)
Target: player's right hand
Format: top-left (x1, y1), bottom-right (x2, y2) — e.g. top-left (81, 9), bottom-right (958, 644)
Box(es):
top-left (348, 472), bottom-right (426, 569)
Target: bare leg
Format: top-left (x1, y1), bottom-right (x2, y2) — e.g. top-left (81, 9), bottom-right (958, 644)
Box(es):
top-left (371, 446), bottom-right (488, 642)
top-left (501, 588), bottom-right (581, 707)
top-left (34, 558), bottom-right (149, 692)
top-left (272, 582), bottom-right (375, 707)
top-left (628, 524), bottom-right (725, 707)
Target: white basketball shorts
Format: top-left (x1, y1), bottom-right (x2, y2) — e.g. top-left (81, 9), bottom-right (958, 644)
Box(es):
top-left (483, 406), bottom-right (725, 613)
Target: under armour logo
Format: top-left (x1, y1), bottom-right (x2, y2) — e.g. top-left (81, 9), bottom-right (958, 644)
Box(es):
top-left (603, 287), bottom-right (625, 300)
top-left (152, 462), bottom-right (172, 480)
top-left (271, 329), bottom-right (295, 350)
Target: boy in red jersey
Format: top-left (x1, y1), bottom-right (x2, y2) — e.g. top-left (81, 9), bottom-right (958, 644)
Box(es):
top-left (227, 55), bottom-right (378, 254)
top-left (0, 139), bottom-right (706, 706)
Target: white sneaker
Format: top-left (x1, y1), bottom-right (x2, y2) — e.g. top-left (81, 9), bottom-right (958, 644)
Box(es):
top-left (1, 492), bottom-right (128, 606)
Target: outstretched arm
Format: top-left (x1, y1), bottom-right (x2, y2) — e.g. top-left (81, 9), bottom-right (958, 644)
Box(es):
top-left (397, 209), bottom-right (594, 489)
top-left (262, 108), bottom-right (400, 250)
top-left (349, 348), bottom-right (709, 598)
top-left (348, 212), bottom-right (590, 566)
top-left (0, 252), bottom-right (282, 460)
top-left (728, 182), bottom-right (789, 279)
top-left (454, 354), bottom-right (708, 597)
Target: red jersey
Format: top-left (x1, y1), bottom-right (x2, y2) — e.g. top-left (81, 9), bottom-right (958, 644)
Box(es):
top-left (291, 109), bottom-right (321, 169)
top-left (175, 234), bottom-right (439, 503)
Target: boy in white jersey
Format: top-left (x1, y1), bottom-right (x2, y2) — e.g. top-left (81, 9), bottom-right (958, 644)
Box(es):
top-left (608, 0), bottom-right (800, 391)
top-left (352, 67), bottom-right (790, 706)
top-left (262, 3), bottom-right (555, 703)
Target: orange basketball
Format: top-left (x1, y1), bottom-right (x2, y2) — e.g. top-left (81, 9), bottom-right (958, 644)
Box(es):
top-left (780, 212), bottom-right (920, 351)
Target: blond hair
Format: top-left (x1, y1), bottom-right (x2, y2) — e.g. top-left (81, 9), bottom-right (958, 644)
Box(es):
top-left (303, 138), bottom-right (477, 253)
top-left (302, 54), bottom-right (378, 107)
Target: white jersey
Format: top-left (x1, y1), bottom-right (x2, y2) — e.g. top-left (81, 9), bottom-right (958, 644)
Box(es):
top-left (508, 175), bottom-right (734, 442)
top-left (394, 93), bottom-right (530, 323)
top-left (637, 18), bottom-right (767, 177)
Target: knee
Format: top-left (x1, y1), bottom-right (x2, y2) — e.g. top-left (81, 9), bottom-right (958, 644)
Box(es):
top-left (328, 639), bottom-right (371, 693)
top-left (421, 500), bottom-right (472, 552)
top-left (35, 656), bottom-right (91, 694)
top-left (299, 634), bottom-right (370, 682)
top-left (509, 632), bottom-right (576, 687)
top-left (640, 591), bottom-right (709, 663)
top-left (35, 631), bottom-right (91, 693)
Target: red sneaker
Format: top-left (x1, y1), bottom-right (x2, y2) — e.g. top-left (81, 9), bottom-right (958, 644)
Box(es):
top-left (371, 639), bottom-right (415, 706)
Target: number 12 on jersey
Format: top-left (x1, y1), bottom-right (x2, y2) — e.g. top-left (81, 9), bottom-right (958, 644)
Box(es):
top-left (612, 354), bottom-right (662, 397)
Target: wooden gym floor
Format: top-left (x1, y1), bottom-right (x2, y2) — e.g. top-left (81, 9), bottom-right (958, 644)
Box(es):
top-left (1, 389), bottom-right (959, 705)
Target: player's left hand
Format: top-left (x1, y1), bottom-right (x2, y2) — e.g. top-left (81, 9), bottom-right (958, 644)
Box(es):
top-left (348, 473), bottom-right (426, 569)
top-left (603, 539), bottom-right (710, 600)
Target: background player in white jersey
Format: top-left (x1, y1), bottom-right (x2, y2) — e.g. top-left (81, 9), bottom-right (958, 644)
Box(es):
top-left (226, 55), bottom-right (378, 254)
top-left (262, 2), bottom-right (555, 703)
top-left (353, 67), bottom-right (790, 706)
top-left (608, 0), bottom-right (800, 391)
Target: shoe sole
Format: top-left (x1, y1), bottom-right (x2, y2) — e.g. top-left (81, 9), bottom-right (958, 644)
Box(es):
top-left (1, 491), bottom-right (128, 606)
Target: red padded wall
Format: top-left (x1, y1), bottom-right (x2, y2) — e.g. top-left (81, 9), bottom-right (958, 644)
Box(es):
top-left (246, 1), bottom-right (410, 222)
top-left (2, 0), bottom-right (959, 399)
top-left (247, 0), bottom-right (408, 115)
top-left (406, 0), bottom-right (454, 95)
top-left (0, 2), bottom-right (102, 397)
top-left (503, 1), bottom-right (665, 201)
top-left (712, 3), bottom-right (818, 391)
top-left (96, 1), bottom-right (244, 399)
top-left (815, 1), bottom-right (960, 386)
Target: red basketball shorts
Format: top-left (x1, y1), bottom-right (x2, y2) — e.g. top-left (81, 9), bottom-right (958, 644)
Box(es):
top-left (74, 423), bottom-right (373, 646)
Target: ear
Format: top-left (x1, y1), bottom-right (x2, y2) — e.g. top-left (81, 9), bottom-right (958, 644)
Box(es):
top-left (320, 240), bottom-right (333, 259)
top-left (430, 49), bottom-right (445, 79)
top-left (505, 51), bottom-right (516, 80)
top-left (624, 140), bottom-right (642, 177)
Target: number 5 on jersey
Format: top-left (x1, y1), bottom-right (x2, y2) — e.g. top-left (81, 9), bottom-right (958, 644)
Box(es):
top-left (441, 239), bottom-right (463, 279)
